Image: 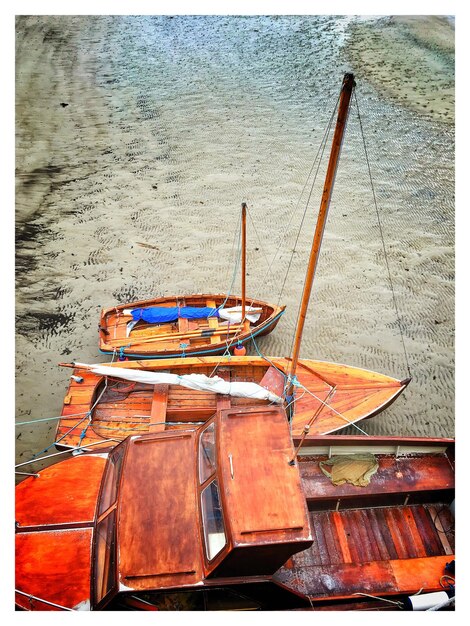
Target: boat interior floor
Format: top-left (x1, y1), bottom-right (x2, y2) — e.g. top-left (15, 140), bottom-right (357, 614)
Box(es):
top-left (275, 502), bottom-right (454, 601)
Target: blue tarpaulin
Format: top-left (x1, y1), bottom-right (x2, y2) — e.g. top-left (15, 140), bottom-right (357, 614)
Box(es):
top-left (131, 306), bottom-right (220, 324)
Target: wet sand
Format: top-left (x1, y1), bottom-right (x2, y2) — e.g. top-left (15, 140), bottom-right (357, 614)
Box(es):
top-left (15, 15), bottom-right (454, 471)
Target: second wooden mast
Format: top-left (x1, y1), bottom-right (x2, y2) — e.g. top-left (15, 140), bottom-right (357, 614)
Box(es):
top-left (288, 72), bottom-right (356, 389)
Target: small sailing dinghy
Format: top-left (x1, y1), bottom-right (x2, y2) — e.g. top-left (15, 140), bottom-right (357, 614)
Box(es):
top-left (99, 293), bottom-right (285, 359)
top-left (98, 203), bottom-right (285, 358)
top-left (16, 405), bottom-right (454, 611)
top-left (54, 73), bottom-right (411, 449)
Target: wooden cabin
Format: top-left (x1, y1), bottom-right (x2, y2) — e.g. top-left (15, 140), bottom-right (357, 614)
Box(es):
top-left (16, 405), bottom-right (313, 611)
top-left (17, 408), bottom-right (454, 611)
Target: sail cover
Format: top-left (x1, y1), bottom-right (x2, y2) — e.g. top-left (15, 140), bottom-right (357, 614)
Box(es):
top-left (75, 364), bottom-right (283, 404)
top-left (130, 306), bottom-right (219, 324)
top-left (125, 305), bottom-right (263, 335)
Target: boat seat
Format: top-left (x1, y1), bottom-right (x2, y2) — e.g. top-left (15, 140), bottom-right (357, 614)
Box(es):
top-left (206, 299), bottom-right (220, 343)
top-left (177, 317), bottom-right (189, 333)
top-left (149, 384), bottom-right (169, 432)
top-left (300, 454), bottom-right (454, 507)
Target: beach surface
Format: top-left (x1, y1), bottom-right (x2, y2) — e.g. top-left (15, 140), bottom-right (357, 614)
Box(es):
top-left (15, 15), bottom-right (454, 471)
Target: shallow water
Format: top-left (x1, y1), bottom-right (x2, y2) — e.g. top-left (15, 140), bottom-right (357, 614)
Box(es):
top-left (15, 15), bottom-right (455, 470)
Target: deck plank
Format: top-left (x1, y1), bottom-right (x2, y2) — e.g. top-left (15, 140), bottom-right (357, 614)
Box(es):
top-left (311, 514), bottom-right (330, 565)
top-left (365, 508), bottom-right (394, 561)
top-left (411, 506), bottom-right (444, 557)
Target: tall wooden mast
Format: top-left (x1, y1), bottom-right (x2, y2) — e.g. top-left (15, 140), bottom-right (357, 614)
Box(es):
top-left (288, 73), bottom-right (356, 386)
top-left (241, 202), bottom-right (247, 323)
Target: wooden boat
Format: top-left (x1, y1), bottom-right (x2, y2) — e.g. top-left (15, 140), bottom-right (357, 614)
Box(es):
top-left (55, 355), bottom-right (409, 449)
top-left (276, 431), bottom-right (455, 609)
top-left (98, 292), bottom-right (285, 359)
top-left (54, 73), bottom-right (410, 450)
top-left (16, 405), bottom-right (455, 611)
top-left (98, 203), bottom-right (285, 358)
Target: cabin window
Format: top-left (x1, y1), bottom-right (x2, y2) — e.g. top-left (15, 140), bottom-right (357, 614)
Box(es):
top-left (201, 480), bottom-right (226, 560)
top-left (198, 422), bottom-right (216, 484)
top-left (98, 445), bottom-right (125, 516)
top-left (94, 509), bottom-right (117, 605)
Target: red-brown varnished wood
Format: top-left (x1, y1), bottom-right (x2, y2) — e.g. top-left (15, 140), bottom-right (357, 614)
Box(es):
top-left (390, 555), bottom-right (453, 594)
top-left (358, 509), bottom-right (383, 562)
top-left (118, 432), bottom-right (202, 590)
top-left (400, 506), bottom-right (428, 558)
top-left (363, 508), bottom-right (393, 561)
top-left (16, 455), bottom-right (106, 527)
top-left (331, 511), bottom-right (353, 563)
top-left (320, 512), bottom-right (343, 565)
top-left (275, 503), bottom-right (454, 601)
top-left (218, 406), bottom-right (310, 544)
top-left (149, 384), bottom-right (169, 432)
top-left (338, 511), bottom-right (362, 564)
top-left (428, 505), bottom-right (454, 555)
top-left (383, 507), bottom-right (409, 559)
top-left (410, 506), bottom-right (445, 557)
top-left (276, 555), bottom-right (452, 601)
top-left (16, 529), bottom-right (93, 610)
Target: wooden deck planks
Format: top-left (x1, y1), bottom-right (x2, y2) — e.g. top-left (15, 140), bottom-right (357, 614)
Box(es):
top-left (427, 505), bottom-right (454, 556)
top-left (331, 511), bottom-right (353, 564)
top-left (364, 508), bottom-right (394, 561)
top-left (281, 503), bottom-right (455, 603)
top-left (310, 514), bottom-right (330, 566)
top-left (321, 512), bottom-right (343, 565)
top-left (410, 506), bottom-right (444, 557)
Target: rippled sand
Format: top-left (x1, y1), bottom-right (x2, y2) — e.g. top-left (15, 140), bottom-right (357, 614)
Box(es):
top-left (15, 15), bottom-right (454, 468)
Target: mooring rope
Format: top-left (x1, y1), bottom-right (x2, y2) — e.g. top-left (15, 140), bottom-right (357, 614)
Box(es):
top-left (353, 90), bottom-right (412, 379)
top-left (19, 375), bottom-right (111, 465)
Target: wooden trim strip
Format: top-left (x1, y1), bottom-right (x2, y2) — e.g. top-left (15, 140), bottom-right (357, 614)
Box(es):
top-left (133, 433), bottom-right (193, 444)
top-left (240, 526), bottom-right (303, 535)
top-left (16, 520), bottom-right (95, 533)
top-left (125, 570), bottom-right (196, 579)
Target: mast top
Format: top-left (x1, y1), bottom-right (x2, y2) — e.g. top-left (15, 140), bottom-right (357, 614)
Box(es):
top-left (341, 73), bottom-right (356, 98)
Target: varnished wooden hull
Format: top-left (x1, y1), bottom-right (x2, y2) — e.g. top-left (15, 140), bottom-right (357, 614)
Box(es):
top-left (99, 293), bottom-right (285, 358)
top-left (56, 355), bottom-right (409, 450)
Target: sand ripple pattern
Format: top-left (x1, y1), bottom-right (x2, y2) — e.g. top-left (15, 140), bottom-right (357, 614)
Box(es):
top-left (15, 16), bottom-right (454, 464)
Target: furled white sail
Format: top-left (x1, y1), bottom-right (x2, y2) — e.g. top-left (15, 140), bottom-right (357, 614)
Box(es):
top-left (218, 306), bottom-right (262, 324)
top-left (75, 363), bottom-right (283, 404)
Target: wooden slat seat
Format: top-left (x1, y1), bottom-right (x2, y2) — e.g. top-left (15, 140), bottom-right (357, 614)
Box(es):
top-left (206, 299), bottom-right (221, 343)
top-left (299, 454), bottom-right (454, 504)
top-left (149, 384), bottom-right (169, 432)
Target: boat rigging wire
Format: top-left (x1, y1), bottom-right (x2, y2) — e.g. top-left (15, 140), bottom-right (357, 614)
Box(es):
top-left (250, 92), bottom-right (341, 306)
top-left (15, 438), bottom-right (122, 469)
top-left (353, 90), bottom-right (412, 380)
top-left (278, 93), bottom-right (341, 307)
top-left (15, 589), bottom-right (76, 611)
